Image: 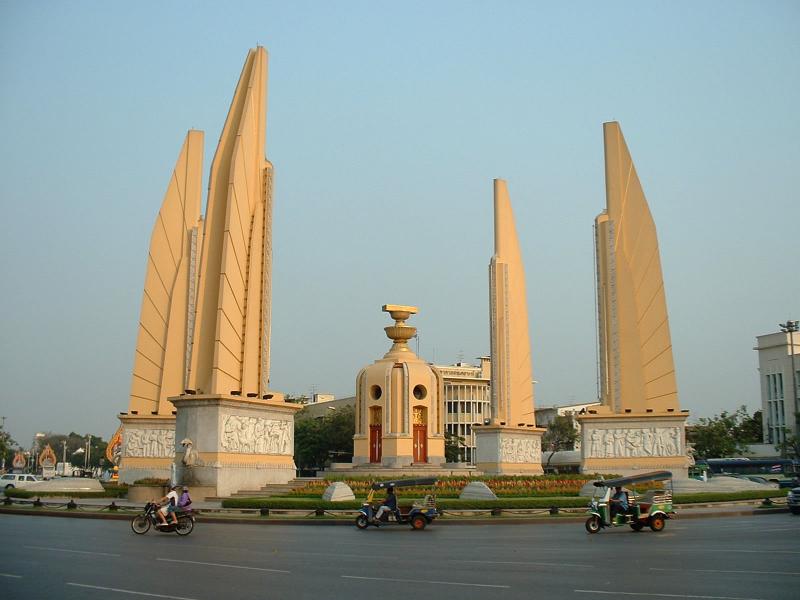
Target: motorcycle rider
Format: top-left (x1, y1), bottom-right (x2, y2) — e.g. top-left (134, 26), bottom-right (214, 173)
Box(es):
top-left (156, 485), bottom-right (180, 527)
top-left (371, 486), bottom-right (397, 523)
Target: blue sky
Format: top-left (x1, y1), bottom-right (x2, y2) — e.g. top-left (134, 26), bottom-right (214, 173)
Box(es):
top-left (1, 1), bottom-right (798, 446)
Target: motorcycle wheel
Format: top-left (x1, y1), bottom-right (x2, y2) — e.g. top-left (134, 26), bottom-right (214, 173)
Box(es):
top-left (355, 514), bottom-right (369, 529)
top-left (649, 515), bottom-right (666, 532)
top-left (131, 515), bottom-right (151, 534)
top-left (175, 516), bottom-right (194, 536)
top-left (585, 515), bottom-right (601, 534)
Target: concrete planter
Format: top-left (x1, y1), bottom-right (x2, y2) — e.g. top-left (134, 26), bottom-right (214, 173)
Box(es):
top-left (127, 485), bottom-right (168, 503)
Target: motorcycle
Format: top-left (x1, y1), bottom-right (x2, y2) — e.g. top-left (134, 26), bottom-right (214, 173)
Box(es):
top-left (130, 502), bottom-right (195, 536)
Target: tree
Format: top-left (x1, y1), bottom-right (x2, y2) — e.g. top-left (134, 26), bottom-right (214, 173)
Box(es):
top-left (1, 422), bottom-right (17, 470)
top-left (444, 430), bottom-right (466, 463)
top-left (734, 410), bottom-right (762, 443)
top-left (542, 414), bottom-right (578, 470)
top-left (294, 406), bottom-right (355, 473)
top-left (686, 406), bottom-right (757, 459)
top-left (775, 433), bottom-right (800, 459)
top-left (38, 432), bottom-right (108, 469)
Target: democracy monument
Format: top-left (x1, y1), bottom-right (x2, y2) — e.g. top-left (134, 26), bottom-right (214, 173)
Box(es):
top-left (577, 122), bottom-right (690, 476)
top-left (118, 47), bottom-right (301, 496)
top-left (115, 47), bottom-right (689, 495)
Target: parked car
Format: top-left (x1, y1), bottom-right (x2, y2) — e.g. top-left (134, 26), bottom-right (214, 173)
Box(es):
top-left (787, 486), bottom-right (800, 515)
top-left (1, 473), bottom-right (42, 490)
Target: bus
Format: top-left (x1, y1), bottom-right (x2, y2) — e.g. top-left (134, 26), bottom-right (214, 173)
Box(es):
top-left (696, 458), bottom-right (799, 487)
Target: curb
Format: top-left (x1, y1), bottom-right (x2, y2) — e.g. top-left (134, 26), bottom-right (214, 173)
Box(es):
top-left (0, 505), bottom-right (789, 526)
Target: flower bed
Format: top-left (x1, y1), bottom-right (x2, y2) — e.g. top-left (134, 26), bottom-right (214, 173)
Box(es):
top-left (287, 474), bottom-right (610, 498)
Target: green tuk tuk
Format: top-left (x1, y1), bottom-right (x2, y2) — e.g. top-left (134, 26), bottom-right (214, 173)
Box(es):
top-left (585, 470), bottom-right (674, 534)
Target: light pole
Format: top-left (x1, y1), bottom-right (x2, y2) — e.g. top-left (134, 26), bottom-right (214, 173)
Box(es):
top-left (779, 319), bottom-right (799, 432)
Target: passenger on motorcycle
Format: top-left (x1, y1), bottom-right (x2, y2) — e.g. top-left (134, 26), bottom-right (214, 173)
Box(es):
top-left (372, 486), bottom-right (397, 522)
top-left (178, 486), bottom-right (192, 510)
top-left (156, 486), bottom-right (180, 527)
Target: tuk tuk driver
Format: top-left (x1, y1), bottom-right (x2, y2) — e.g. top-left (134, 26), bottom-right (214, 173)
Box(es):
top-left (610, 486), bottom-right (629, 519)
top-left (372, 486), bottom-right (397, 522)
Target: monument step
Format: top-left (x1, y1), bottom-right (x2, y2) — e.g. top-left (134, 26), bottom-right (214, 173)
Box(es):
top-left (229, 477), bottom-right (323, 498)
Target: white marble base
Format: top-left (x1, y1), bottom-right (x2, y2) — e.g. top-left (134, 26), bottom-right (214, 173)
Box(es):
top-left (117, 415), bottom-right (176, 485)
top-left (170, 394), bottom-right (302, 497)
top-left (577, 412), bottom-right (690, 476)
top-left (474, 425), bottom-right (545, 475)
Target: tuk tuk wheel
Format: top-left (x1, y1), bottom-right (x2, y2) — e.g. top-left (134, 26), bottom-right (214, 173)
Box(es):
top-left (630, 522), bottom-right (644, 532)
top-left (355, 514), bottom-right (369, 529)
top-left (649, 515), bottom-right (665, 532)
top-left (411, 515), bottom-right (427, 530)
top-left (585, 515), bottom-right (601, 534)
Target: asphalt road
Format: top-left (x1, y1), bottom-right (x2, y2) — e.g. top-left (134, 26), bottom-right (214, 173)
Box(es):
top-left (0, 512), bottom-right (797, 600)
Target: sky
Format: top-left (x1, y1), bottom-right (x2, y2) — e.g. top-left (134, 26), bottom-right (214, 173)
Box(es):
top-left (1, 1), bottom-right (798, 447)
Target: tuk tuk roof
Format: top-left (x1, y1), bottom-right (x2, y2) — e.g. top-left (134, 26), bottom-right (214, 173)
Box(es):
top-left (593, 470), bottom-right (672, 488)
top-left (371, 477), bottom-right (438, 491)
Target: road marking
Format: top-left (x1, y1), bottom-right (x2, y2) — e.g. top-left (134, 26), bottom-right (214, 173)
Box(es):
top-left (342, 575), bottom-right (509, 588)
top-left (25, 545), bottom-right (120, 557)
top-left (575, 590), bottom-right (765, 600)
top-left (455, 559), bottom-right (591, 568)
top-left (1, 573), bottom-right (22, 578)
top-left (67, 583), bottom-right (199, 600)
top-left (651, 567), bottom-right (800, 576)
top-left (156, 558), bottom-right (290, 574)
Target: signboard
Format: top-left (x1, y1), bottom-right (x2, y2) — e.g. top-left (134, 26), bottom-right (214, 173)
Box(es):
top-left (12, 451), bottom-right (26, 471)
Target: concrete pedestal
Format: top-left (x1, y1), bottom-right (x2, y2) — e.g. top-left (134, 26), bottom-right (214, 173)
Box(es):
top-left (474, 425), bottom-right (545, 475)
top-left (117, 415), bottom-right (176, 485)
top-left (577, 412), bottom-right (690, 477)
top-left (170, 394), bottom-right (303, 497)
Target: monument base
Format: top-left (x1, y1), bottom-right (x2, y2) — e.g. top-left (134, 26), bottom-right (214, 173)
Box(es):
top-left (577, 412), bottom-right (690, 477)
top-left (170, 394), bottom-right (302, 497)
top-left (474, 425), bottom-right (545, 475)
top-left (117, 414), bottom-right (176, 485)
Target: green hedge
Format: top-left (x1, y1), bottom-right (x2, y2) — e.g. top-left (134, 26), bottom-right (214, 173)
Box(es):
top-left (222, 489), bottom-right (789, 510)
top-left (5, 487), bottom-right (128, 499)
top-left (222, 497), bottom-right (591, 510)
top-left (673, 490), bottom-right (788, 504)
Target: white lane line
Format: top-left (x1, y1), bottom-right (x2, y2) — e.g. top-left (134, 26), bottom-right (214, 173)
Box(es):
top-left (342, 575), bottom-right (509, 589)
top-left (455, 559), bottom-right (591, 568)
top-left (67, 583), bottom-right (199, 600)
top-left (1, 573), bottom-right (23, 578)
top-left (25, 545), bottom-right (120, 557)
top-left (651, 567), bottom-right (800, 576)
top-left (575, 590), bottom-right (765, 600)
top-left (156, 558), bottom-right (290, 574)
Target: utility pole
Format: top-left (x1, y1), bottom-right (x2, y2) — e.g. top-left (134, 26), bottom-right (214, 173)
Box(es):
top-left (779, 320), bottom-right (799, 433)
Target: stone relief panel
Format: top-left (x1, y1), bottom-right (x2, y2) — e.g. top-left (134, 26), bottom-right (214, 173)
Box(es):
top-left (499, 437), bottom-right (541, 463)
top-left (586, 427), bottom-right (682, 458)
top-left (221, 415), bottom-right (292, 455)
top-left (124, 429), bottom-right (175, 458)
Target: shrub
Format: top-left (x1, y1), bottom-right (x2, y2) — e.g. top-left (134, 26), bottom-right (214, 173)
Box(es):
top-left (133, 478), bottom-right (169, 486)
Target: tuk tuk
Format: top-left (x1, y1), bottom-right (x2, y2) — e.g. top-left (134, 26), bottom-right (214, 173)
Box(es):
top-left (585, 470), bottom-right (674, 534)
top-left (355, 477), bottom-right (439, 530)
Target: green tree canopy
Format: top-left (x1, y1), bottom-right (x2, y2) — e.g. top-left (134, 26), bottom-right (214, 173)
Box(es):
top-left (294, 406), bottom-right (354, 473)
top-left (444, 430), bottom-right (466, 463)
top-left (542, 414), bottom-right (578, 470)
top-left (686, 406), bottom-right (759, 459)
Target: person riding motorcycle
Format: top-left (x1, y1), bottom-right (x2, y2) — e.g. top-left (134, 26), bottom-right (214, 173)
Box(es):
top-left (371, 486), bottom-right (397, 523)
top-left (156, 485), bottom-right (180, 527)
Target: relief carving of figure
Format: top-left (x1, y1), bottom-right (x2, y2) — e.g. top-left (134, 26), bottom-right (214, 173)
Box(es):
top-left (589, 430), bottom-right (601, 457)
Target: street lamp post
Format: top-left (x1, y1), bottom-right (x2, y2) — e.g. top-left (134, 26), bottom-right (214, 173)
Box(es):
top-left (779, 319), bottom-right (799, 433)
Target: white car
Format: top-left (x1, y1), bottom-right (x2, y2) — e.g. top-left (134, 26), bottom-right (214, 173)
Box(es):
top-left (1, 473), bottom-right (42, 489)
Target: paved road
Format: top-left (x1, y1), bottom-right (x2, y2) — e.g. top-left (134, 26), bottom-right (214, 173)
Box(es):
top-left (0, 512), bottom-right (797, 600)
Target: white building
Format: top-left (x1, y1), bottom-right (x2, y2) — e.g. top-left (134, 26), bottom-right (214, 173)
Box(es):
top-left (755, 326), bottom-right (800, 445)
top-left (435, 358), bottom-right (492, 464)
